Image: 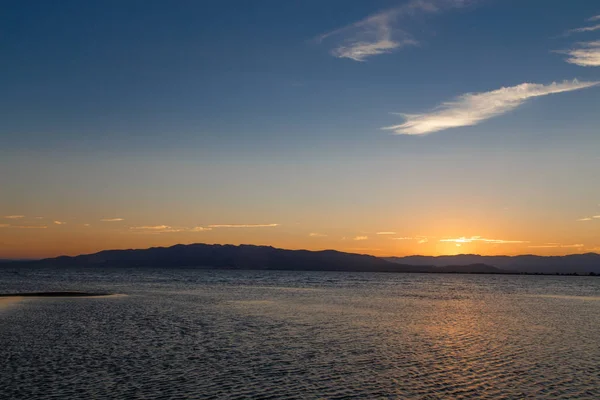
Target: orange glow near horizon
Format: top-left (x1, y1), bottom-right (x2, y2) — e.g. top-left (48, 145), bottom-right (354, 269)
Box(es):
top-left (1, 215), bottom-right (598, 259)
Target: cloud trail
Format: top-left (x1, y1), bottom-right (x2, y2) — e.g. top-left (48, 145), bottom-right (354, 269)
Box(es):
top-left (208, 224), bottom-right (279, 228)
top-left (317, 0), bottom-right (473, 61)
top-left (557, 41), bottom-right (600, 67)
top-left (440, 236), bottom-right (527, 244)
top-left (101, 218), bottom-right (124, 222)
top-left (383, 79), bottom-right (600, 135)
top-left (565, 23), bottom-right (600, 36)
top-left (4, 215), bottom-right (24, 219)
top-left (577, 215), bottom-right (600, 221)
top-left (130, 225), bottom-right (171, 230)
top-left (528, 243), bottom-right (584, 249)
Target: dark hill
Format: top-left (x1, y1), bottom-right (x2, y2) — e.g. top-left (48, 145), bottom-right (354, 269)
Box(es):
top-left (7, 243), bottom-right (511, 274)
top-left (25, 243), bottom-right (420, 272)
top-left (386, 253), bottom-right (600, 274)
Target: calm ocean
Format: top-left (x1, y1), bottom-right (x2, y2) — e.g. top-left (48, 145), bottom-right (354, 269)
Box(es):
top-left (1, 267), bottom-right (599, 399)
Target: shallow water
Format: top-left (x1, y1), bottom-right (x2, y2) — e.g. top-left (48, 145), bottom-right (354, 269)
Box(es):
top-left (1, 267), bottom-right (599, 399)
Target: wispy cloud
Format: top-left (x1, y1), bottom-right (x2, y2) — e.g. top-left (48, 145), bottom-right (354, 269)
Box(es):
top-left (557, 41), bottom-right (600, 67)
top-left (130, 225), bottom-right (186, 234)
top-left (317, 0), bottom-right (473, 61)
top-left (353, 236), bottom-right (368, 241)
top-left (4, 215), bottom-right (24, 219)
top-left (309, 233), bottom-right (328, 237)
top-left (208, 224), bottom-right (279, 228)
top-left (101, 218), bottom-right (124, 222)
top-left (564, 23), bottom-right (600, 36)
top-left (440, 236), bottom-right (527, 244)
top-left (129, 225), bottom-right (211, 234)
top-left (376, 231), bottom-right (397, 235)
top-left (13, 225), bottom-right (47, 229)
top-left (383, 79), bottom-right (600, 135)
top-left (191, 226), bottom-right (212, 232)
top-left (528, 243), bottom-right (584, 249)
top-left (589, 15), bottom-right (600, 22)
top-left (391, 235), bottom-right (431, 243)
top-left (0, 224), bottom-right (8, 228)
top-left (130, 225), bottom-right (171, 230)
top-left (83, 224), bottom-right (91, 227)
top-left (53, 221), bottom-right (66, 225)
top-left (577, 215), bottom-right (600, 221)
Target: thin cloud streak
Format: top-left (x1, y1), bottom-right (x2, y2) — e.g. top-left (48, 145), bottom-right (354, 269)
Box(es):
top-left (589, 15), bottom-right (600, 22)
top-left (557, 41), bottom-right (600, 67)
top-left (129, 225), bottom-right (211, 234)
top-left (376, 232), bottom-right (397, 235)
top-left (529, 243), bottom-right (584, 249)
top-left (4, 215), bottom-right (24, 219)
top-left (565, 23), bottom-right (600, 36)
top-left (353, 236), bottom-right (368, 241)
top-left (440, 236), bottom-right (528, 244)
top-left (130, 225), bottom-right (171, 230)
top-left (309, 233), bottom-right (328, 237)
top-left (13, 225), bottom-right (47, 229)
top-left (208, 224), bottom-right (279, 228)
top-left (0, 224), bottom-right (8, 228)
top-left (101, 218), bottom-right (124, 222)
top-left (317, 0), bottom-right (473, 61)
top-left (577, 215), bottom-right (600, 221)
top-left (53, 221), bottom-right (66, 225)
top-left (383, 80), bottom-right (600, 135)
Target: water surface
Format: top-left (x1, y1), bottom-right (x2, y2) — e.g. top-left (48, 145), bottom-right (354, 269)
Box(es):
top-left (1, 268), bottom-right (599, 399)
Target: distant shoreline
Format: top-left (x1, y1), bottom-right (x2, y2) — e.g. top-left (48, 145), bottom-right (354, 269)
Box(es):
top-left (1, 264), bottom-right (598, 277)
top-left (0, 291), bottom-right (114, 297)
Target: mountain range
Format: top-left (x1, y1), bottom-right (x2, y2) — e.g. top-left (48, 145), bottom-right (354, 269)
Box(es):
top-left (3, 243), bottom-right (598, 275)
top-left (386, 254), bottom-right (600, 274)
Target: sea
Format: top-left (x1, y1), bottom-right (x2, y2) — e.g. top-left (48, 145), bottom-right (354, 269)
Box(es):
top-left (1, 267), bottom-right (599, 399)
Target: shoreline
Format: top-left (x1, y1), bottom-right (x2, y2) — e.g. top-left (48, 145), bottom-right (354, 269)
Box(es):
top-left (0, 291), bottom-right (114, 298)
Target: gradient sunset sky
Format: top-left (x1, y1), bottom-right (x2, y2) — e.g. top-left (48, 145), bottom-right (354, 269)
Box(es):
top-left (2, 0), bottom-right (600, 259)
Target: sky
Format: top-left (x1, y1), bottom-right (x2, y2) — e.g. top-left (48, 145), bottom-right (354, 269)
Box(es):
top-left (1, 0), bottom-right (600, 259)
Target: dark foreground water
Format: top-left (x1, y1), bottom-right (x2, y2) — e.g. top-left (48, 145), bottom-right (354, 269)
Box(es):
top-left (1, 268), bottom-right (599, 399)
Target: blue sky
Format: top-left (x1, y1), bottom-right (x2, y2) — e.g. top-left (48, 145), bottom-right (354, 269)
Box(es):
top-left (1, 0), bottom-right (599, 257)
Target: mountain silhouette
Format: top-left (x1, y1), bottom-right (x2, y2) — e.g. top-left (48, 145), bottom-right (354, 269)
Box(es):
top-left (5, 244), bottom-right (597, 274)
top-left (386, 253), bottom-right (600, 274)
top-left (5, 243), bottom-right (510, 274)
